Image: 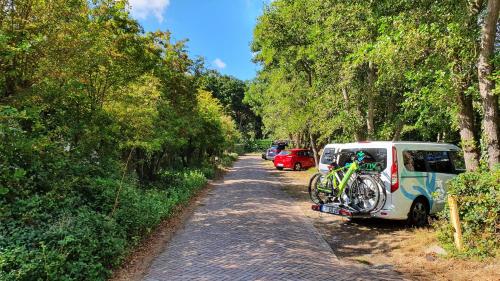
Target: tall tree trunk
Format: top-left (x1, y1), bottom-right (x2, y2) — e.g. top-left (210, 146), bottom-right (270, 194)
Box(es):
top-left (392, 120), bottom-right (404, 141)
top-left (366, 62), bottom-right (376, 139)
top-left (366, 98), bottom-right (375, 139)
top-left (342, 87), bottom-right (365, 141)
top-left (457, 93), bottom-right (480, 171)
top-left (309, 132), bottom-right (319, 167)
top-left (478, 0), bottom-right (500, 168)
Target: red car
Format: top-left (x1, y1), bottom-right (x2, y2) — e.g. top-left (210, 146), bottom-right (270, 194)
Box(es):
top-left (273, 149), bottom-right (316, 171)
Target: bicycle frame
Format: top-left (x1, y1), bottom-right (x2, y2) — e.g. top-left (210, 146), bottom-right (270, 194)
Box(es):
top-left (317, 161), bottom-right (359, 198)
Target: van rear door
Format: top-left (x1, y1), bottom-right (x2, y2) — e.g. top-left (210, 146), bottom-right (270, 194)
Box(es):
top-left (319, 146), bottom-right (340, 174)
top-left (339, 145), bottom-right (391, 206)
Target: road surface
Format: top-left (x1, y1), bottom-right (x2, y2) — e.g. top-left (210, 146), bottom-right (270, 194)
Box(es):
top-left (143, 155), bottom-right (403, 281)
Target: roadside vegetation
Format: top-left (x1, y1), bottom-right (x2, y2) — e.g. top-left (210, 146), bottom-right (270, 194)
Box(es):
top-left (0, 1), bottom-right (258, 280)
top-left (438, 167), bottom-right (499, 258)
top-left (248, 0), bottom-right (499, 260)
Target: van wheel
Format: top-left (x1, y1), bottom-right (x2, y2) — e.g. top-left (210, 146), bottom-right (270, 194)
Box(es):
top-left (408, 198), bottom-right (429, 227)
top-left (294, 162), bottom-right (302, 171)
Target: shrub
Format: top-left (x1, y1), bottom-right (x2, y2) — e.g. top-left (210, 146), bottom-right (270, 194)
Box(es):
top-left (437, 166), bottom-right (499, 258)
top-left (0, 170), bottom-right (208, 281)
top-left (219, 153), bottom-right (238, 168)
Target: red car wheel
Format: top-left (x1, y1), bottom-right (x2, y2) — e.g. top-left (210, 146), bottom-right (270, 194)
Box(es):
top-left (294, 162), bottom-right (302, 171)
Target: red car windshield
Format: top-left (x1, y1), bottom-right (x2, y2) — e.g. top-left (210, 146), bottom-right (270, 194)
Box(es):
top-left (278, 151), bottom-right (291, 156)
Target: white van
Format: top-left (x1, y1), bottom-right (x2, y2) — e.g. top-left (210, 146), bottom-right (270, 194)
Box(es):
top-left (320, 141), bottom-right (465, 225)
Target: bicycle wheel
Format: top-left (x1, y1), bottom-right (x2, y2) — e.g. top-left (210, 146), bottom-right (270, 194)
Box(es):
top-left (308, 173), bottom-right (331, 204)
top-left (348, 175), bottom-right (385, 213)
top-left (369, 175), bottom-right (387, 213)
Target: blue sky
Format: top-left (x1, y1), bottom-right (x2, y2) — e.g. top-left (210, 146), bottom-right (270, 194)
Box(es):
top-left (129, 0), bottom-right (270, 81)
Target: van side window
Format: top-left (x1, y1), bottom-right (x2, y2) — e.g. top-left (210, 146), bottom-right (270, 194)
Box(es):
top-left (449, 150), bottom-right (466, 173)
top-left (403, 151), bottom-right (427, 172)
top-left (426, 151), bottom-right (454, 174)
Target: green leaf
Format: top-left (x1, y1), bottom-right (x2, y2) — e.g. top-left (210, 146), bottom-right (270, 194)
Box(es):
top-left (14, 168), bottom-right (26, 179)
top-left (0, 186), bottom-right (8, 195)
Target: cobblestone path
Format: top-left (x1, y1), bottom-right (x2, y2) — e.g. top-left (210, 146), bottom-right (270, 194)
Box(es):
top-left (143, 155), bottom-right (404, 281)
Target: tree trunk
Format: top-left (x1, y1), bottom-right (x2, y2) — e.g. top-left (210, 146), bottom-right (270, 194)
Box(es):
top-left (392, 120), bottom-right (404, 141)
top-left (366, 62), bottom-right (376, 139)
top-left (309, 132), bottom-right (319, 167)
top-left (477, 0), bottom-right (500, 168)
top-left (342, 87), bottom-right (365, 141)
top-left (366, 97), bottom-right (375, 139)
top-left (457, 93), bottom-right (480, 171)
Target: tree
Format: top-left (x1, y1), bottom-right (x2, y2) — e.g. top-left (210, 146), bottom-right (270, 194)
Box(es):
top-left (199, 70), bottom-right (262, 139)
top-left (478, 0), bottom-right (500, 168)
top-left (248, 0), bottom-right (498, 170)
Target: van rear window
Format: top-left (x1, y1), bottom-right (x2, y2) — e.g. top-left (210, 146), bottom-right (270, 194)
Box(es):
top-left (339, 148), bottom-right (387, 170)
top-left (321, 148), bottom-right (336, 164)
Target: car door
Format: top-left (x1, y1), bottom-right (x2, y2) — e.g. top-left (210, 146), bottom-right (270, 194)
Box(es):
top-left (295, 151), bottom-right (305, 166)
top-left (425, 151), bottom-right (456, 213)
top-left (307, 150), bottom-right (315, 167)
top-left (399, 150), bottom-right (430, 207)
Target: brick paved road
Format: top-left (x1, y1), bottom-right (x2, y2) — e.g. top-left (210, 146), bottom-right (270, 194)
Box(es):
top-left (143, 155), bottom-right (404, 281)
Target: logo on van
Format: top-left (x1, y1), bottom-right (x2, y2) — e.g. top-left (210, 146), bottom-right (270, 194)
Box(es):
top-left (359, 162), bottom-right (382, 172)
top-left (399, 172), bottom-right (437, 209)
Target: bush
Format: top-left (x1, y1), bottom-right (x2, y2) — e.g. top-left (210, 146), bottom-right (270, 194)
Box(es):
top-left (437, 166), bottom-right (499, 258)
top-left (219, 153), bottom-right (238, 167)
top-left (0, 170), bottom-right (208, 281)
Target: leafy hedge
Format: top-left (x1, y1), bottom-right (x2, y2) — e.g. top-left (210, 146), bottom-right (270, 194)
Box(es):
top-left (437, 166), bottom-right (499, 258)
top-left (0, 171), bottom-right (207, 281)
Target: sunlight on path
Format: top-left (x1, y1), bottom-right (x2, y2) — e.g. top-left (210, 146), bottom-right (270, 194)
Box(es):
top-left (143, 155), bottom-right (404, 280)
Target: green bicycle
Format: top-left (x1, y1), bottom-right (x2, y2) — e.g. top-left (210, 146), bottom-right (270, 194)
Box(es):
top-left (308, 151), bottom-right (386, 213)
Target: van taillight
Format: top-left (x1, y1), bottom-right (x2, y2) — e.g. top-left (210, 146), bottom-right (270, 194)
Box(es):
top-left (391, 146), bottom-right (399, 193)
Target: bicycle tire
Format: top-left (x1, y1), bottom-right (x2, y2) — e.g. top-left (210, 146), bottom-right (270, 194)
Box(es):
top-left (348, 174), bottom-right (385, 213)
top-left (369, 175), bottom-right (387, 213)
top-left (308, 173), bottom-right (330, 204)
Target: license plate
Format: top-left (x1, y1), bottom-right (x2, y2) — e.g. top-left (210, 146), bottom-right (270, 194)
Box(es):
top-left (320, 205), bottom-right (340, 215)
top-left (277, 163), bottom-right (284, 167)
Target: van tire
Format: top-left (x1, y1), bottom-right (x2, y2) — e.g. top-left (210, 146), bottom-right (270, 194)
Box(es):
top-left (407, 197), bottom-right (429, 227)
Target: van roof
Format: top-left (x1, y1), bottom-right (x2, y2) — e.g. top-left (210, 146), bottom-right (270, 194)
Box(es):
top-left (323, 143), bottom-right (342, 148)
top-left (340, 141), bottom-right (459, 150)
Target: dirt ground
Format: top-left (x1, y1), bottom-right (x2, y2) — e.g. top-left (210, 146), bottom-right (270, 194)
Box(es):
top-left (266, 160), bottom-right (500, 281)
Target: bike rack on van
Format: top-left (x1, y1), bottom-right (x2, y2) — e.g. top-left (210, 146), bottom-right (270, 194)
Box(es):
top-left (311, 203), bottom-right (372, 218)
